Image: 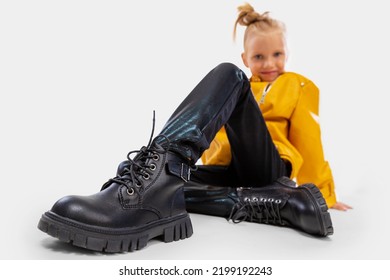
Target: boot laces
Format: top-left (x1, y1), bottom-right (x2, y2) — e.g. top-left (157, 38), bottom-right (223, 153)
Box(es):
top-left (229, 194), bottom-right (285, 226)
top-left (103, 111), bottom-right (170, 195)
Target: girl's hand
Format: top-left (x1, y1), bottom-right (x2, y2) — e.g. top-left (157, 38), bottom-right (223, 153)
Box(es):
top-left (331, 201), bottom-right (353, 211)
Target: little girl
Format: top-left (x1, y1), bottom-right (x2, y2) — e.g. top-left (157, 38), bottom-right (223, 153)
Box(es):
top-left (38, 3), bottom-right (349, 253)
top-left (187, 3), bottom-right (351, 211)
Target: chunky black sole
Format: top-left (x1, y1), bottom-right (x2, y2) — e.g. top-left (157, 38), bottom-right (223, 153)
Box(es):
top-left (38, 211), bottom-right (193, 252)
top-left (301, 183), bottom-right (334, 236)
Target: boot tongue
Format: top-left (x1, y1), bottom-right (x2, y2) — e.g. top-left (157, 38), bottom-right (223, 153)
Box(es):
top-left (101, 147), bottom-right (152, 191)
top-left (116, 160), bottom-right (130, 176)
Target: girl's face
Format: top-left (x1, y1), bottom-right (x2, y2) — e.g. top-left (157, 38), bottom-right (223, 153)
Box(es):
top-left (241, 31), bottom-right (287, 82)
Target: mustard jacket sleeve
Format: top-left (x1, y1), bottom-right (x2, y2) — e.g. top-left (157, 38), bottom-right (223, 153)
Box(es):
top-left (201, 126), bottom-right (232, 165)
top-left (289, 80), bottom-right (337, 207)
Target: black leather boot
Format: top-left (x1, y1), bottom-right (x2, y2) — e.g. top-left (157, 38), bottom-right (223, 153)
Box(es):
top-left (38, 137), bottom-right (193, 252)
top-left (184, 177), bottom-right (333, 237)
top-left (231, 178), bottom-right (333, 237)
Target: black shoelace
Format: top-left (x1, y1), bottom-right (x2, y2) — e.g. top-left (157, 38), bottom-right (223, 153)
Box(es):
top-left (102, 111), bottom-right (170, 196)
top-left (229, 196), bottom-right (284, 226)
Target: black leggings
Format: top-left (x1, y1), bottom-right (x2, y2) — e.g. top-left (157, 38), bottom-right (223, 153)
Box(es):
top-left (157, 63), bottom-right (287, 188)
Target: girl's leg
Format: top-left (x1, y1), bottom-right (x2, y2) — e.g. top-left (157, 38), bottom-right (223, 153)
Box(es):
top-left (160, 63), bottom-right (333, 237)
top-left (158, 63), bottom-right (286, 187)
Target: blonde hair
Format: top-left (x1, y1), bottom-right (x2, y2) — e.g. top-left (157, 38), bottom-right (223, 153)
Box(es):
top-left (233, 3), bottom-right (286, 45)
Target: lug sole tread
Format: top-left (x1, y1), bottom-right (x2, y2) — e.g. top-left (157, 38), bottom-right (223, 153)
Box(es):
top-left (38, 212), bottom-right (193, 253)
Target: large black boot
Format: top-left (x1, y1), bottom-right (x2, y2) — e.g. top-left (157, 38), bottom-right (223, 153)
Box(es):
top-left (184, 177), bottom-right (333, 237)
top-left (38, 137), bottom-right (193, 252)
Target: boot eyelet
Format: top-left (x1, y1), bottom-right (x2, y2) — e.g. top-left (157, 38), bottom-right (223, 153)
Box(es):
top-left (135, 182), bottom-right (142, 188)
top-left (143, 173), bottom-right (150, 180)
top-left (149, 163), bottom-right (156, 171)
top-left (275, 199), bottom-right (282, 204)
top-left (260, 197), bottom-right (267, 202)
top-left (252, 197), bottom-right (259, 202)
top-left (268, 198), bottom-right (274, 202)
top-left (127, 188), bottom-right (135, 196)
top-left (244, 197), bottom-right (250, 202)
top-left (153, 154), bottom-right (160, 161)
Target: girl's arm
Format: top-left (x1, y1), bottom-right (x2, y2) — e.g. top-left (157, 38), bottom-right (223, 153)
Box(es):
top-left (289, 79), bottom-right (351, 210)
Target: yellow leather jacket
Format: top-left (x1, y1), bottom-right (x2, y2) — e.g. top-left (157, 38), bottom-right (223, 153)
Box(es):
top-left (201, 72), bottom-right (336, 207)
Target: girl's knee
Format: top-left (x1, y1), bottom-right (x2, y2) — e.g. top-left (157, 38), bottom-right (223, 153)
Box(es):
top-left (214, 63), bottom-right (247, 81)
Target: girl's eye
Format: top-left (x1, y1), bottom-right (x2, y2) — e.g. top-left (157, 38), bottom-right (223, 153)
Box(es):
top-left (254, 55), bottom-right (263, 60)
top-left (274, 52), bottom-right (283, 57)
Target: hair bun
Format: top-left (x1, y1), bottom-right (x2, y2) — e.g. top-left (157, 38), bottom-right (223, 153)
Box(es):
top-left (233, 3), bottom-right (284, 42)
top-left (236, 3), bottom-right (269, 27)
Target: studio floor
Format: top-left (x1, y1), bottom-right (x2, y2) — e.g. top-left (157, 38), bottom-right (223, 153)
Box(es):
top-left (2, 179), bottom-right (389, 260)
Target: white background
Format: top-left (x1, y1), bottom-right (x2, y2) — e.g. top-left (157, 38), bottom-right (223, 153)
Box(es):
top-left (1, 0), bottom-right (389, 264)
